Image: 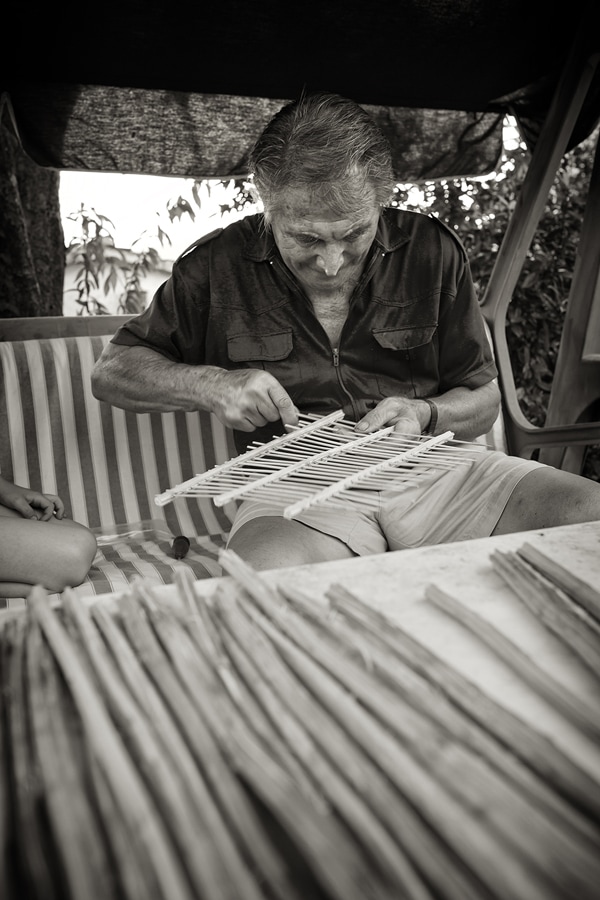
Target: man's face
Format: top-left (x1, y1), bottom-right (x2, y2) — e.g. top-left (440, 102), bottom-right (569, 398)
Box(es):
top-left (269, 186), bottom-right (380, 295)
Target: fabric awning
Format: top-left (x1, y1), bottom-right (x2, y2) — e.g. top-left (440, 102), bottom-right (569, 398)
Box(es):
top-left (3, 0), bottom-right (599, 180)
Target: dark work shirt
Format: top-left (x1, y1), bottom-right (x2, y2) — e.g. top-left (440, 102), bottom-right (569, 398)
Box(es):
top-left (112, 208), bottom-right (497, 451)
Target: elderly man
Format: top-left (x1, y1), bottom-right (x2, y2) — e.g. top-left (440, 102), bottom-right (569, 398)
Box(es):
top-left (92, 92), bottom-right (600, 569)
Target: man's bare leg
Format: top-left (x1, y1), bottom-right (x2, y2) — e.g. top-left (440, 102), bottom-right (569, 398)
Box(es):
top-left (226, 516), bottom-right (356, 570)
top-left (492, 465), bottom-right (600, 535)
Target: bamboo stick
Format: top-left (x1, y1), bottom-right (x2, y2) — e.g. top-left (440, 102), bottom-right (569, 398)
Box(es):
top-left (210, 609), bottom-right (404, 900)
top-left (0, 623), bottom-right (11, 900)
top-left (5, 549), bottom-right (600, 900)
top-left (149, 577), bottom-right (409, 900)
top-left (173, 579), bottom-right (395, 899)
top-left (1, 616), bottom-right (61, 900)
top-left (28, 585), bottom-right (196, 900)
top-left (328, 582), bottom-right (600, 826)
top-left (63, 607), bottom-right (188, 900)
top-left (89, 600), bottom-right (265, 900)
top-left (26, 618), bottom-right (118, 900)
top-left (212, 582), bottom-right (441, 900)
top-left (281, 581), bottom-right (600, 850)
top-left (518, 542), bottom-right (600, 621)
top-left (491, 549), bottom-right (600, 677)
top-left (425, 582), bottom-right (600, 740)
top-left (60, 589), bottom-right (250, 900)
top-left (120, 583), bottom-right (298, 900)
top-left (85, 751), bottom-right (162, 900)
top-left (175, 570), bottom-right (329, 813)
top-left (218, 551), bottom-right (587, 900)
top-left (240, 584), bottom-right (600, 900)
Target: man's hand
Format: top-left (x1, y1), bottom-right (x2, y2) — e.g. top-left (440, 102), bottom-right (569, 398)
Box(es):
top-left (210, 369), bottom-right (300, 431)
top-left (355, 397), bottom-right (427, 435)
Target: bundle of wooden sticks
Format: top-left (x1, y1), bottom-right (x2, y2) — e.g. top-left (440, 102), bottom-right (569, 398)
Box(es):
top-left (1, 545), bottom-right (599, 900)
top-left (155, 410), bottom-right (484, 516)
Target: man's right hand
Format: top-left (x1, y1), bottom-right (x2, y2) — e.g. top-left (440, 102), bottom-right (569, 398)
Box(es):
top-left (92, 343), bottom-right (300, 431)
top-left (210, 369), bottom-right (300, 431)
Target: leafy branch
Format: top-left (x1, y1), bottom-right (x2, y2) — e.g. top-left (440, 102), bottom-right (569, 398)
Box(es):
top-left (65, 205), bottom-right (125, 315)
top-left (64, 179), bottom-right (256, 316)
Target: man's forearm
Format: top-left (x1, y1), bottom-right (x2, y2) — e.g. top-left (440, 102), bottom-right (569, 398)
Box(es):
top-left (91, 345), bottom-right (225, 414)
top-left (430, 382), bottom-right (501, 441)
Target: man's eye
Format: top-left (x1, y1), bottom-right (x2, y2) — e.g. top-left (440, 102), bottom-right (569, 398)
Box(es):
top-left (297, 235), bottom-right (319, 246)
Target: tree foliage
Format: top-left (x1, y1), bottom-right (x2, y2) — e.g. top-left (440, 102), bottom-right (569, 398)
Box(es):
top-left (391, 124), bottom-right (599, 478)
top-left (392, 125), bottom-right (598, 431)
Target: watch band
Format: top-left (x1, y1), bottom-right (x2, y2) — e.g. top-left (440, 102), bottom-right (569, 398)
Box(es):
top-left (423, 398), bottom-right (438, 435)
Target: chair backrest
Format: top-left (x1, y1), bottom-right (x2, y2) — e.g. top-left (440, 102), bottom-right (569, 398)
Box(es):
top-left (0, 334), bottom-right (237, 540)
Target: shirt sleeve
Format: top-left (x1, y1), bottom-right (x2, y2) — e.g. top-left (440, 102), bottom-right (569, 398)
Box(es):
top-left (436, 242), bottom-right (498, 391)
top-left (110, 245), bottom-right (211, 364)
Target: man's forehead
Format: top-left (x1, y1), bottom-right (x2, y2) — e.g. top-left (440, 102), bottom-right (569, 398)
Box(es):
top-left (287, 215), bottom-right (372, 234)
top-left (275, 194), bottom-right (378, 234)
top-left (274, 185), bottom-right (377, 221)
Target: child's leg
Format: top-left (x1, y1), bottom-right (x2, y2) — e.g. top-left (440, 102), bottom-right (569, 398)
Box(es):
top-left (0, 507), bottom-right (97, 597)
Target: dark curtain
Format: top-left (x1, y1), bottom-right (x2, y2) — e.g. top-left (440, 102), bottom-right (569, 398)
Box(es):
top-left (8, 85), bottom-right (504, 181)
top-left (0, 102), bottom-right (64, 320)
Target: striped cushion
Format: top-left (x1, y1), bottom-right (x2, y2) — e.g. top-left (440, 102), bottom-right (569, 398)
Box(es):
top-left (0, 335), bottom-right (238, 604)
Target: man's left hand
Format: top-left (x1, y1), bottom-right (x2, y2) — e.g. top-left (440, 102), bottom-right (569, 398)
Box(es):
top-left (354, 397), bottom-right (426, 435)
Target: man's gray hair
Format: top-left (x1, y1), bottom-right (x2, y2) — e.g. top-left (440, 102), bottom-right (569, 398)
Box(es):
top-left (250, 92), bottom-right (395, 220)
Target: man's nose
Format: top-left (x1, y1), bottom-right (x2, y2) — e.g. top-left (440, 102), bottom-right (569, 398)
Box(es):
top-left (316, 245), bottom-right (344, 276)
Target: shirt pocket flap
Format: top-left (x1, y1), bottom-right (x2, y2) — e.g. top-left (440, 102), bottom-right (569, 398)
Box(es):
top-left (227, 330), bottom-right (293, 362)
top-left (372, 326), bottom-right (437, 351)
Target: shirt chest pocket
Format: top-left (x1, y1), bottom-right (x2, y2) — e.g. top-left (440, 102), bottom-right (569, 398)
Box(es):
top-left (227, 330), bottom-right (294, 363)
top-left (372, 325), bottom-right (437, 353)
top-left (371, 325), bottom-right (439, 397)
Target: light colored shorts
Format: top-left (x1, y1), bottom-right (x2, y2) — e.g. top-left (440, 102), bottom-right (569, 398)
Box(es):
top-left (227, 450), bottom-right (544, 556)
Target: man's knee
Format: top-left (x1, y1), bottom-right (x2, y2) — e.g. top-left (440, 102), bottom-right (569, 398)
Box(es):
top-left (227, 516), bottom-right (354, 570)
top-left (493, 465), bottom-right (600, 535)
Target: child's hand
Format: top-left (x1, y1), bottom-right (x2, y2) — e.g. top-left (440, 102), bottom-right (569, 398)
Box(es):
top-left (0, 478), bottom-right (65, 521)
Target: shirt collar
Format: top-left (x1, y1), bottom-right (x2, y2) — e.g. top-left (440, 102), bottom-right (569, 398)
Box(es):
top-left (243, 208), bottom-right (411, 262)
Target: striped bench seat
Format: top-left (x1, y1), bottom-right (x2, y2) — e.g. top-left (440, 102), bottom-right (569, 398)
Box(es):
top-left (0, 326), bottom-right (238, 607)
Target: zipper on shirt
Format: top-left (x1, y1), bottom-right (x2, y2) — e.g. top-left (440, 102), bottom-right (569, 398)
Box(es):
top-left (272, 250), bottom-right (387, 419)
top-left (330, 346), bottom-right (361, 418)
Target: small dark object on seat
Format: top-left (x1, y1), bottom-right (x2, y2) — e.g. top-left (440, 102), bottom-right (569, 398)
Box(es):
top-left (172, 535), bottom-right (190, 560)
